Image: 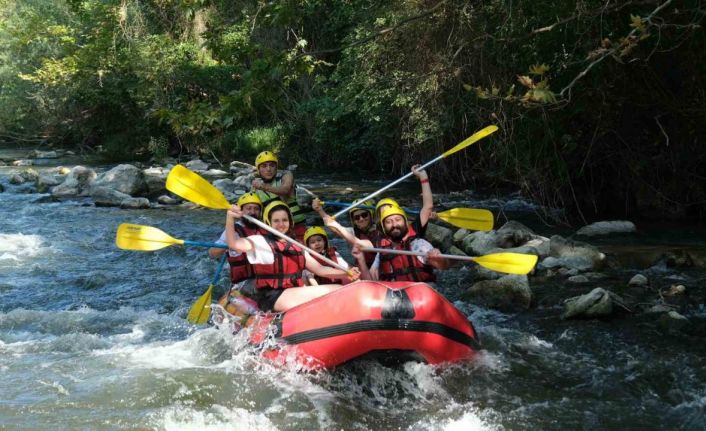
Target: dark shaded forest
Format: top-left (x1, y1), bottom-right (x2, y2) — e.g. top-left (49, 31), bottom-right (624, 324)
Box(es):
top-left (1, 0), bottom-right (704, 221)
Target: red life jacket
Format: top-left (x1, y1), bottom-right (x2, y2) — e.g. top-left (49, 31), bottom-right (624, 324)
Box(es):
top-left (227, 223), bottom-right (265, 284)
top-left (355, 226), bottom-right (383, 267)
top-left (378, 224), bottom-right (436, 282)
top-left (312, 247), bottom-right (343, 285)
top-left (252, 235), bottom-right (306, 289)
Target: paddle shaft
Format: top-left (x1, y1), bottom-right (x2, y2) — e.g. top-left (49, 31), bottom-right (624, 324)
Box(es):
top-left (241, 214), bottom-right (350, 273)
top-left (324, 201), bottom-right (421, 215)
top-left (362, 247), bottom-right (475, 263)
top-left (332, 156), bottom-right (442, 219)
top-left (211, 253), bottom-right (227, 284)
top-left (187, 240), bottom-right (227, 249)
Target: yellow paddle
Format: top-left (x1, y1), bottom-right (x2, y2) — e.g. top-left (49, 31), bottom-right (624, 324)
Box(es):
top-left (166, 165), bottom-right (352, 274)
top-left (187, 254), bottom-right (227, 324)
top-left (320, 200), bottom-right (494, 231)
top-left (332, 125), bottom-right (499, 218)
top-left (115, 223), bottom-right (227, 251)
top-left (361, 248), bottom-right (538, 275)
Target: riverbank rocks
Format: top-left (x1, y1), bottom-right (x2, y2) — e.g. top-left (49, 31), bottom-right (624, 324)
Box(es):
top-left (628, 273), bottom-right (649, 287)
top-left (185, 159), bottom-right (209, 171)
top-left (540, 235), bottom-right (605, 271)
top-left (562, 288), bottom-right (630, 319)
top-left (51, 166), bottom-right (96, 197)
top-left (462, 275), bottom-right (532, 311)
top-left (213, 178), bottom-right (243, 202)
top-left (425, 223), bottom-right (453, 251)
top-left (657, 311), bottom-right (689, 332)
top-left (36, 173), bottom-right (62, 193)
top-left (576, 220), bottom-right (637, 237)
top-left (27, 150), bottom-right (59, 159)
top-left (92, 164), bottom-right (147, 196)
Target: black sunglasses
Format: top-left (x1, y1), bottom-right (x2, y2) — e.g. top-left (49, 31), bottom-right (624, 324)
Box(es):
top-left (352, 212), bottom-right (370, 221)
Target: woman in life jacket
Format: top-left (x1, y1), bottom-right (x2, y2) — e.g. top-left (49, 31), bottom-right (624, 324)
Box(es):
top-left (225, 200), bottom-right (361, 312)
top-left (251, 151), bottom-right (308, 242)
top-left (302, 226), bottom-right (354, 286)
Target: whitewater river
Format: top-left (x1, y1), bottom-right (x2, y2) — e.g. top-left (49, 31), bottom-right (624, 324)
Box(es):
top-left (2, 158), bottom-right (706, 430)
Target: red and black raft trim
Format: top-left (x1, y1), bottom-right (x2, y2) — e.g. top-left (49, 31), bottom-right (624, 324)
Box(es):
top-left (246, 281), bottom-right (481, 369)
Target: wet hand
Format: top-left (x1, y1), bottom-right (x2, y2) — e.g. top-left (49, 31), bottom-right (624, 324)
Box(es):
top-left (312, 198), bottom-right (323, 211)
top-left (351, 244), bottom-right (362, 260)
top-left (227, 204), bottom-right (243, 220)
top-left (430, 211), bottom-right (439, 220)
top-left (251, 179), bottom-right (264, 190)
top-left (348, 267), bottom-right (361, 281)
top-left (411, 164), bottom-right (428, 181)
top-left (426, 248), bottom-right (442, 260)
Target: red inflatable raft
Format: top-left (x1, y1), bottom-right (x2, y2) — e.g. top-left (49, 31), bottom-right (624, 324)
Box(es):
top-left (215, 280), bottom-right (481, 369)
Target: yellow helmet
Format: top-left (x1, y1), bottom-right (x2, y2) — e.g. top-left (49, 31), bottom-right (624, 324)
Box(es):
top-left (304, 226), bottom-right (328, 245)
top-left (375, 197), bottom-right (399, 215)
top-left (348, 199), bottom-right (374, 224)
top-left (262, 200), bottom-right (292, 226)
top-left (255, 151), bottom-right (278, 168)
top-left (379, 205), bottom-right (408, 233)
top-left (236, 191), bottom-right (262, 209)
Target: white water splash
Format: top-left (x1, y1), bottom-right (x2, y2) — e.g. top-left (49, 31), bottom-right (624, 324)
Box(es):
top-left (158, 404), bottom-right (276, 431)
top-left (0, 233), bottom-right (46, 263)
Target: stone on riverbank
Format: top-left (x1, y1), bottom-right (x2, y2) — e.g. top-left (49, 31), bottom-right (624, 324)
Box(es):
top-left (576, 220), bottom-right (637, 237)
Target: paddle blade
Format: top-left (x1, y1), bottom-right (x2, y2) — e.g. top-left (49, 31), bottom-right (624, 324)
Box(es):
top-left (166, 165), bottom-right (230, 209)
top-left (115, 223), bottom-right (183, 251)
top-left (442, 125), bottom-right (499, 158)
top-left (437, 208), bottom-right (494, 231)
top-left (187, 284), bottom-right (213, 324)
top-left (472, 252), bottom-right (538, 275)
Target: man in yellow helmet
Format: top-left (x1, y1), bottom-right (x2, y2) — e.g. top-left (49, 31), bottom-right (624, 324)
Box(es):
top-left (354, 205), bottom-right (449, 283)
top-left (251, 151), bottom-right (307, 241)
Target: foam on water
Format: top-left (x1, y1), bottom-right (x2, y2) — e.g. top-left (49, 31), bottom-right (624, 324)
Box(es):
top-left (0, 233), bottom-right (47, 264)
top-left (157, 404), bottom-right (277, 431)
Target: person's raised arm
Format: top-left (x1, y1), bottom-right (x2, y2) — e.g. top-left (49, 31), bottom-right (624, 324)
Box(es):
top-left (412, 164), bottom-right (433, 228)
top-left (225, 204), bottom-right (255, 253)
top-left (351, 243), bottom-right (372, 281)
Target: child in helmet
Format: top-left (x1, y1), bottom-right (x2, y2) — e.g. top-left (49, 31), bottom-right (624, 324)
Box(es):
top-left (302, 226), bottom-right (354, 286)
top-left (251, 151), bottom-right (307, 241)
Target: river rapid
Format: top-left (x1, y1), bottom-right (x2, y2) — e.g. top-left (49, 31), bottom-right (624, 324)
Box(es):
top-left (2, 154), bottom-right (706, 430)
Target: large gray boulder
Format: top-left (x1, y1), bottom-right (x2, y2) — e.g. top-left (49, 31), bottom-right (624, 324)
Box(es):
top-left (425, 223), bottom-right (453, 251)
top-left (143, 166), bottom-right (169, 197)
top-left (562, 288), bottom-right (630, 319)
top-left (462, 275), bottom-right (532, 311)
top-left (92, 164), bottom-right (147, 196)
top-left (51, 166), bottom-right (96, 197)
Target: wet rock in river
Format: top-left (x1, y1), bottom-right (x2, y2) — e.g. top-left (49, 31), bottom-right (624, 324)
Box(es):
top-left (628, 273), bottom-right (649, 287)
top-left (157, 195), bottom-right (179, 205)
top-left (562, 287), bottom-right (630, 319)
top-left (462, 274), bottom-right (531, 311)
top-left (92, 164), bottom-right (147, 196)
top-left (657, 311), bottom-right (689, 332)
top-left (185, 159), bottom-right (209, 171)
top-left (576, 220), bottom-right (636, 237)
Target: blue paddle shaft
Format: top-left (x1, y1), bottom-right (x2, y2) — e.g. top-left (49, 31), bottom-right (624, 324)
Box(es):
top-left (184, 240), bottom-right (227, 249)
top-left (210, 253), bottom-right (227, 284)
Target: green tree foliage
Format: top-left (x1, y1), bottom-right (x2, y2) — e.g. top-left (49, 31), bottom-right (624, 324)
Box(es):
top-left (0, 0), bottom-right (704, 219)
